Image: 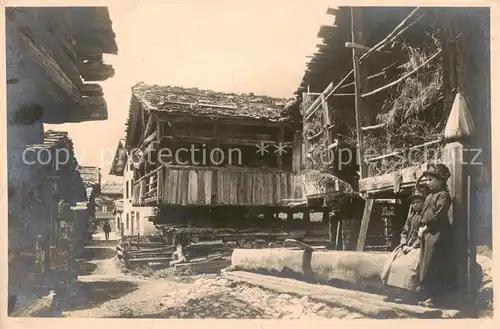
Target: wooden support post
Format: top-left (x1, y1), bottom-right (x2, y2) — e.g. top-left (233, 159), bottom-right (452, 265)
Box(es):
top-left (443, 93), bottom-right (476, 299)
top-left (326, 210), bottom-right (335, 249)
top-left (350, 7), bottom-right (369, 179)
top-left (287, 211), bottom-right (294, 221)
top-left (303, 210), bottom-right (310, 222)
top-left (278, 126), bottom-right (284, 169)
top-left (356, 198), bottom-right (374, 251)
top-left (335, 220), bottom-right (342, 250)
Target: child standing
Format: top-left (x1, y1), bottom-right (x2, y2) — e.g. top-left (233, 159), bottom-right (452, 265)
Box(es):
top-left (417, 163), bottom-right (454, 307)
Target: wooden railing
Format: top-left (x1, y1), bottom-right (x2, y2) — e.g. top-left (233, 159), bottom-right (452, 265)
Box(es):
top-left (132, 165), bottom-right (301, 207)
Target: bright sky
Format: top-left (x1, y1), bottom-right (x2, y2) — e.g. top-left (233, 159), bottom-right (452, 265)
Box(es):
top-left (45, 1), bottom-right (335, 182)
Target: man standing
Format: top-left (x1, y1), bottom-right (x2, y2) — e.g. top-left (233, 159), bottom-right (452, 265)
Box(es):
top-left (103, 222), bottom-right (111, 241)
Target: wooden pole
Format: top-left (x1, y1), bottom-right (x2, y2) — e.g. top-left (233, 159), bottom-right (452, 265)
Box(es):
top-left (441, 9), bottom-right (477, 300)
top-left (443, 93), bottom-right (475, 299)
top-left (335, 220), bottom-right (342, 250)
top-left (325, 210), bottom-right (334, 246)
top-left (356, 198), bottom-right (374, 251)
top-left (361, 50), bottom-right (442, 98)
top-left (350, 7), bottom-right (368, 179)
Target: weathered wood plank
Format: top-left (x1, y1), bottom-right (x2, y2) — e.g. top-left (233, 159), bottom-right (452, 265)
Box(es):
top-left (351, 7), bottom-right (369, 179)
top-left (197, 169), bottom-right (205, 204)
top-left (358, 164), bottom-right (430, 193)
top-left (143, 131), bottom-right (157, 145)
top-left (356, 199), bottom-right (375, 251)
top-left (151, 167), bottom-right (296, 206)
top-left (205, 170), bottom-right (212, 204)
top-left (231, 171), bottom-right (238, 204)
top-left (188, 170), bottom-right (198, 204)
top-left (182, 169), bottom-right (189, 205)
top-left (218, 170), bottom-right (224, 204)
top-left (15, 26), bottom-right (81, 103)
top-left (163, 168), bottom-right (169, 203)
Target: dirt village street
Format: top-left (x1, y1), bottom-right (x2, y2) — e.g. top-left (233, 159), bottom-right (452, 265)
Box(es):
top-left (56, 242), bottom-right (492, 319)
top-left (6, 5), bottom-right (493, 322)
top-left (62, 244), bottom-right (364, 319)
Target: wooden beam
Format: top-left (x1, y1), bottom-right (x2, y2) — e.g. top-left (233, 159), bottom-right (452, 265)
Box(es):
top-left (143, 131), bottom-right (158, 145)
top-left (15, 26), bottom-right (81, 103)
top-left (81, 83), bottom-right (103, 97)
top-left (340, 62), bottom-right (404, 89)
top-left (304, 72), bottom-right (353, 120)
top-left (366, 139), bottom-right (443, 163)
top-left (350, 7), bottom-right (368, 179)
top-left (361, 123), bottom-right (386, 132)
top-left (15, 8), bottom-right (84, 90)
top-left (335, 220), bottom-right (342, 250)
top-left (303, 7), bottom-right (423, 120)
top-left (144, 115), bottom-right (155, 138)
top-left (79, 61), bottom-right (115, 81)
top-left (345, 42), bottom-right (391, 54)
top-left (442, 93), bottom-right (475, 299)
top-left (356, 198), bottom-right (374, 251)
top-left (161, 135), bottom-right (292, 147)
top-left (361, 50), bottom-right (442, 98)
top-left (158, 115), bottom-right (292, 127)
top-left (278, 126), bottom-right (285, 169)
top-left (326, 7), bottom-right (340, 16)
top-left (358, 164), bottom-right (430, 194)
top-left (359, 7), bottom-right (422, 64)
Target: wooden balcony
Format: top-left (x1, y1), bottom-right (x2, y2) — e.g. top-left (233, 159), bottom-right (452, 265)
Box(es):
top-left (132, 165), bottom-right (302, 207)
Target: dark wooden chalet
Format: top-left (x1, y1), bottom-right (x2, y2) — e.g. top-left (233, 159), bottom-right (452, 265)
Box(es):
top-left (7, 7), bottom-right (118, 311)
top-left (7, 6), bottom-right (117, 247)
top-left (14, 131), bottom-right (88, 284)
top-left (125, 83), bottom-right (303, 213)
top-left (77, 166), bottom-right (101, 229)
top-left (291, 6), bottom-right (490, 296)
top-left (6, 7), bottom-right (117, 124)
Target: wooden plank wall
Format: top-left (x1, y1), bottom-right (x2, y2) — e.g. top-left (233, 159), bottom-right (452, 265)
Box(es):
top-left (159, 167), bottom-right (302, 206)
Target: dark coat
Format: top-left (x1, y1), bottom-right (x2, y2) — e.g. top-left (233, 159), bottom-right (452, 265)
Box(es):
top-left (400, 208), bottom-right (423, 248)
top-left (418, 187), bottom-right (455, 295)
top-left (103, 223), bottom-right (111, 233)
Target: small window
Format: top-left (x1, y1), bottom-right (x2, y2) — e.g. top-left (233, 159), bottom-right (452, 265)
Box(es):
top-left (126, 181), bottom-right (129, 199)
top-left (126, 213), bottom-right (129, 230)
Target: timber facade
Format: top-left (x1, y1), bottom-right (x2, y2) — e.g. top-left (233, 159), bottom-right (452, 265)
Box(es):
top-left (7, 6), bottom-right (117, 313)
top-left (292, 6), bottom-right (490, 294)
top-left (124, 83), bottom-right (302, 210)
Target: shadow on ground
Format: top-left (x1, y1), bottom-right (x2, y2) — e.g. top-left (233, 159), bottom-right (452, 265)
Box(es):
top-left (64, 280), bottom-right (138, 312)
top-left (79, 247), bottom-right (116, 261)
top-left (117, 293), bottom-right (272, 319)
top-left (77, 261), bottom-right (98, 276)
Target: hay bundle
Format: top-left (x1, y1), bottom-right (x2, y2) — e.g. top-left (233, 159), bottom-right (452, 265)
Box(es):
top-left (303, 169), bottom-right (354, 197)
top-left (365, 32), bottom-right (447, 176)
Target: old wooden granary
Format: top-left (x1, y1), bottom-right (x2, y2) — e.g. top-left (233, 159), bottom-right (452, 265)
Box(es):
top-left (123, 83), bottom-right (308, 231)
top-left (291, 6), bottom-right (490, 295)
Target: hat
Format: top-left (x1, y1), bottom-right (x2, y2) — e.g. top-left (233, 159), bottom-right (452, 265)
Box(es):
top-left (408, 188), bottom-right (426, 201)
top-left (423, 163), bottom-right (451, 182)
